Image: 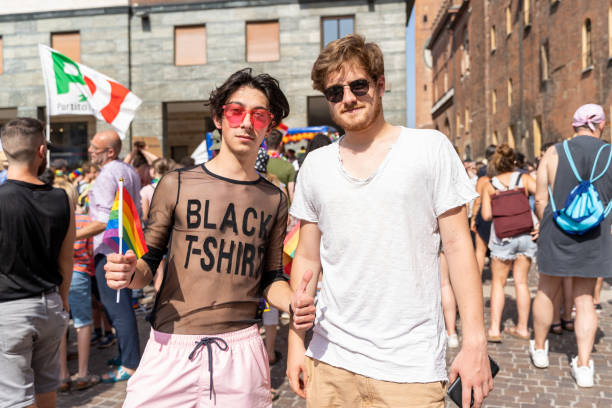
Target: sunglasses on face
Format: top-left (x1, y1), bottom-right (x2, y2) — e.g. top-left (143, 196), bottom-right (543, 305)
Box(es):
top-left (323, 79), bottom-right (371, 103)
top-left (222, 104), bottom-right (274, 130)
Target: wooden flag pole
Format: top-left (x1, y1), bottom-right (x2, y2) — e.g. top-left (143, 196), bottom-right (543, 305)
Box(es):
top-left (116, 178), bottom-right (124, 303)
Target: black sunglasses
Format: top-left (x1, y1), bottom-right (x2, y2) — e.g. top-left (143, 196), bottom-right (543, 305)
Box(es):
top-left (323, 79), bottom-right (371, 103)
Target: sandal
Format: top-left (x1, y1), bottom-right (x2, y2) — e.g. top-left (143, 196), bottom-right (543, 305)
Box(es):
top-left (504, 326), bottom-right (530, 340)
top-left (549, 322), bottom-right (563, 335)
top-left (561, 318), bottom-right (574, 332)
top-left (58, 378), bottom-right (71, 393)
top-left (72, 374), bottom-right (100, 391)
top-left (269, 350), bottom-right (282, 366)
top-left (271, 389), bottom-right (280, 401)
top-left (487, 333), bottom-right (502, 343)
top-left (100, 366), bottom-right (132, 383)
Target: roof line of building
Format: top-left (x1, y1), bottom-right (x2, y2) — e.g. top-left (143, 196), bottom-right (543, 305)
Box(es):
top-left (0, 0), bottom-right (334, 22)
top-left (427, 0), bottom-right (461, 50)
top-left (133, 0), bottom-right (298, 15)
top-left (0, 6), bottom-right (130, 23)
top-left (448, 0), bottom-right (469, 30)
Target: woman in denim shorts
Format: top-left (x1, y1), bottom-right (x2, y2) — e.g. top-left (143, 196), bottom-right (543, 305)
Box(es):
top-left (481, 144), bottom-right (538, 343)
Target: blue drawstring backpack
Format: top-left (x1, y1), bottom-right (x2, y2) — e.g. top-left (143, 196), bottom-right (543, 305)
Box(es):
top-left (548, 140), bottom-right (612, 235)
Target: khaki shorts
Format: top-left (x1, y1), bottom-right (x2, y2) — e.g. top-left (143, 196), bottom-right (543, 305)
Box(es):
top-left (305, 357), bottom-right (446, 408)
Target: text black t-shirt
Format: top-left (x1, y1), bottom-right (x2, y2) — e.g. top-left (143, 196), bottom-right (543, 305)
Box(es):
top-left (0, 180), bottom-right (70, 301)
top-left (139, 164), bottom-right (288, 334)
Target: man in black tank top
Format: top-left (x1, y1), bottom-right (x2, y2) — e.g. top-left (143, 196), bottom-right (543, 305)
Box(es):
top-left (532, 104), bottom-right (612, 387)
top-left (0, 118), bottom-right (75, 407)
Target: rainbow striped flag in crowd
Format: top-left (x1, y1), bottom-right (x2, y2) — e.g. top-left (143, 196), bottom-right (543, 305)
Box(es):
top-left (102, 179), bottom-right (148, 258)
top-left (283, 221), bottom-right (300, 258)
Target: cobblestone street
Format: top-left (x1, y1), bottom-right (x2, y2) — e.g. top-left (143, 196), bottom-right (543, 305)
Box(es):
top-left (58, 273), bottom-right (612, 408)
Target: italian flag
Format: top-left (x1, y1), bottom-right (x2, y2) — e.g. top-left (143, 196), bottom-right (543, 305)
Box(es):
top-left (39, 44), bottom-right (141, 138)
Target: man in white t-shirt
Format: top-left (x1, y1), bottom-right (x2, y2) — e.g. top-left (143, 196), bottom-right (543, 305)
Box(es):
top-left (286, 34), bottom-right (493, 408)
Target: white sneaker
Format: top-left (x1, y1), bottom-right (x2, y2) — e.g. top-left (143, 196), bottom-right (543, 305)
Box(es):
top-left (570, 357), bottom-right (594, 387)
top-left (529, 339), bottom-right (549, 368)
top-left (447, 333), bottom-right (459, 348)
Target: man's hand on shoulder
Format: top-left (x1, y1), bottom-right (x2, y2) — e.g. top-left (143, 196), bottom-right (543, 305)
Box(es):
top-left (449, 340), bottom-right (493, 408)
top-left (105, 250), bottom-right (137, 290)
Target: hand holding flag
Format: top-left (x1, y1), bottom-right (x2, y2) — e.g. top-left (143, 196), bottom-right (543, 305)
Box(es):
top-left (102, 179), bottom-right (147, 302)
top-left (105, 250), bottom-right (138, 290)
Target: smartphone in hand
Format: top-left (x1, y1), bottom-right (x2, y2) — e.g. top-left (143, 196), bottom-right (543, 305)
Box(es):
top-left (447, 356), bottom-right (499, 407)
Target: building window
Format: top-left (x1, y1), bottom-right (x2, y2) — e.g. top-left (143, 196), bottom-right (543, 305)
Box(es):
top-left (508, 78), bottom-right (513, 106)
top-left (524, 0), bottom-right (531, 26)
top-left (540, 41), bottom-right (550, 81)
top-left (246, 21), bottom-right (280, 62)
top-left (533, 116), bottom-right (542, 157)
top-left (506, 5), bottom-right (512, 35)
top-left (609, 5), bottom-right (612, 57)
top-left (608, 4), bottom-right (612, 58)
top-left (508, 125), bottom-right (515, 148)
top-left (491, 25), bottom-right (496, 52)
top-left (465, 108), bottom-right (470, 133)
top-left (582, 19), bottom-right (593, 69)
top-left (175, 26), bottom-right (207, 66)
top-left (321, 16), bottom-right (354, 48)
top-left (307, 95), bottom-right (336, 127)
top-left (456, 112), bottom-right (462, 137)
top-left (423, 14), bottom-right (428, 23)
top-left (492, 130), bottom-right (499, 145)
top-left (492, 89), bottom-right (497, 114)
top-left (461, 29), bottom-right (470, 76)
top-left (0, 108), bottom-right (17, 127)
top-left (51, 32), bottom-right (80, 62)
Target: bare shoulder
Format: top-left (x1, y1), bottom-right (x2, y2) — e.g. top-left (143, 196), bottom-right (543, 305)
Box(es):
top-left (539, 144), bottom-right (558, 171)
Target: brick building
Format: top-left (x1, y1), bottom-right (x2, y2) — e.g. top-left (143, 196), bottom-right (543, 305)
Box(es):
top-left (428, 0), bottom-right (612, 161)
top-left (0, 0), bottom-right (409, 163)
top-left (413, 0), bottom-right (444, 129)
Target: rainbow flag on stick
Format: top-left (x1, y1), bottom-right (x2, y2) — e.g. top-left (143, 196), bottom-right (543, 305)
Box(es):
top-left (283, 221), bottom-right (300, 258)
top-left (102, 178), bottom-right (147, 302)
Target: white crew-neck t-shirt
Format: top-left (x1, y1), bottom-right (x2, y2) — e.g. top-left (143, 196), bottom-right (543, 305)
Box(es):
top-left (290, 127), bottom-right (478, 383)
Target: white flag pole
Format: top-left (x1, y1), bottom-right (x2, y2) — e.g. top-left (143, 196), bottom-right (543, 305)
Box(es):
top-left (39, 45), bottom-right (51, 166)
top-left (116, 178), bottom-right (124, 303)
top-left (45, 116), bottom-right (50, 166)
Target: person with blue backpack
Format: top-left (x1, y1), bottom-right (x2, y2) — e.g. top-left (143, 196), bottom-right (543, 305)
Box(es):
top-left (531, 104), bottom-right (612, 387)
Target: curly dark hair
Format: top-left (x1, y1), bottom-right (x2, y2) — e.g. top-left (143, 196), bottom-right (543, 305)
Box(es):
top-left (208, 68), bottom-right (289, 128)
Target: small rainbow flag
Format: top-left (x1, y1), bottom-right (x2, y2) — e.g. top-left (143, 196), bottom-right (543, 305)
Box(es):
top-left (102, 180), bottom-right (148, 259)
top-left (283, 221), bottom-right (300, 258)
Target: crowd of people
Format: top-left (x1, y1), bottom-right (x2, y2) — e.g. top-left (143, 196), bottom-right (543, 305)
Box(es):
top-left (440, 103), bottom-right (610, 390)
top-left (0, 33), bottom-right (610, 408)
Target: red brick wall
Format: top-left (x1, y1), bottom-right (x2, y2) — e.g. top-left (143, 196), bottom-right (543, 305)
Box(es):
top-left (429, 0), bottom-right (612, 161)
top-left (415, 0), bottom-right (445, 129)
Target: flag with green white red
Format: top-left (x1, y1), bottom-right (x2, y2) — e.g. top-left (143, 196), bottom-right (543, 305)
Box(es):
top-left (38, 44), bottom-right (141, 138)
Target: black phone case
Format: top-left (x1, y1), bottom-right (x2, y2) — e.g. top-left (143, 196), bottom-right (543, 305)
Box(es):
top-left (447, 356), bottom-right (499, 407)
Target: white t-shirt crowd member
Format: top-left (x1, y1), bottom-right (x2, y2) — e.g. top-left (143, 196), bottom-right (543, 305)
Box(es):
top-left (290, 128), bottom-right (478, 382)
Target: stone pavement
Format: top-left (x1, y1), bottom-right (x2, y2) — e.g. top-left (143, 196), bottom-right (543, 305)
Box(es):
top-left (59, 274), bottom-right (612, 408)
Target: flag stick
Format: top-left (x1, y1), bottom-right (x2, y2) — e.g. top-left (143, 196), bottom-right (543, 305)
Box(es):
top-left (39, 45), bottom-right (52, 166)
top-left (116, 178), bottom-right (124, 303)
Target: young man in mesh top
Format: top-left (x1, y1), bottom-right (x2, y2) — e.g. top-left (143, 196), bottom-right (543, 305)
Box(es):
top-left (104, 69), bottom-right (315, 407)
